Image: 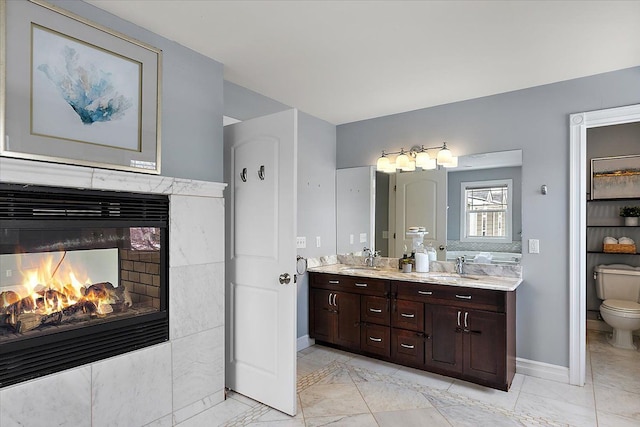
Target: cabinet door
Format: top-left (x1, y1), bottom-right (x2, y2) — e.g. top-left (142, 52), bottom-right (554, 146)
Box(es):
top-left (310, 289), bottom-right (334, 343)
top-left (463, 309), bottom-right (506, 384)
top-left (334, 292), bottom-right (361, 350)
top-left (424, 304), bottom-right (463, 374)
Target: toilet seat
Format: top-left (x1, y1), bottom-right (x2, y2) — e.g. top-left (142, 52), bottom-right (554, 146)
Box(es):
top-left (600, 299), bottom-right (640, 318)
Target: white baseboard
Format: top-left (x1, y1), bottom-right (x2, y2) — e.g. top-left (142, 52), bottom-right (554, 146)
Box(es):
top-left (297, 335), bottom-right (315, 352)
top-left (516, 357), bottom-right (569, 384)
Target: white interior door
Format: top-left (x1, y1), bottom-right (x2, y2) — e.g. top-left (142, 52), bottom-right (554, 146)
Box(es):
top-left (394, 169), bottom-right (447, 260)
top-left (224, 109), bottom-right (297, 415)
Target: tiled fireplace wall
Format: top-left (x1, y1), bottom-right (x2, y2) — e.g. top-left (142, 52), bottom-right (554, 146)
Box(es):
top-left (0, 157), bottom-right (226, 427)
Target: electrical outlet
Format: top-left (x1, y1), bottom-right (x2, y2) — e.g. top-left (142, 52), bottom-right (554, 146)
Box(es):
top-left (360, 233), bottom-right (367, 243)
top-left (5, 269), bottom-right (11, 278)
top-left (296, 236), bottom-right (306, 249)
top-left (382, 230), bottom-right (388, 239)
top-left (316, 236), bottom-right (321, 248)
top-left (528, 239), bottom-right (540, 254)
top-left (350, 234), bottom-right (354, 244)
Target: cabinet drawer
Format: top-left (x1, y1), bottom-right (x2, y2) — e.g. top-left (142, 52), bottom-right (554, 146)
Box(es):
top-left (310, 273), bottom-right (346, 289)
top-left (391, 328), bottom-right (425, 367)
top-left (438, 287), bottom-right (505, 312)
top-left (311, 273), bottom-right (389, 296)
top-left (394, 281), bottom-right (504, 312)
top-left (392, 299), bottom-right (424, 332)
top-left (342, 276), bottom-right (389, 296)
top-left (395, 281), bottom-right (441, 302)
top-left (362, 296), bottom-right (390, 326)
top-left (361, 323), bottom-right (390, 357)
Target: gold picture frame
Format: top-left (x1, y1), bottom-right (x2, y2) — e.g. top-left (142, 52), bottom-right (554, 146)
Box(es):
top-left (1, 0), bottom-right (162, 174)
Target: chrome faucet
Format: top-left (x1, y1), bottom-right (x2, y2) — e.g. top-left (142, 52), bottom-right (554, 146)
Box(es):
top-left (455, 256), bottom-right (465, 275)
top-left (363, 247), bottom-right (379, 267)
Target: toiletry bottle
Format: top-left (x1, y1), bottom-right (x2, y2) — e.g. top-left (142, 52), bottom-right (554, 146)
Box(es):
top-left (415, 247), bottom-right (429, 273)
top-left (399, 254), bottom-right (407, 270)
top-left (427, 243), bottom-right (437, 262)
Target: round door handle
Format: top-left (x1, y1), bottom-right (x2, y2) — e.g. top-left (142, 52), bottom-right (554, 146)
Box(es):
top-left (438, 245), bottom-right (445, 251)
top-left (279, 273), bottom-right (291, 285)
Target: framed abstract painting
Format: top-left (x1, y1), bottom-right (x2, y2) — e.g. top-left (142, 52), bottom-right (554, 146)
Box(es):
top-left (591, 155), bottom-right (640, 200)
top-left (1, 0), bottom-right (162, 174)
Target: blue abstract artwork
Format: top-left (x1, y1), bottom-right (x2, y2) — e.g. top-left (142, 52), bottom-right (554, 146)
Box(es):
top-left (37, 46), bottom-right (133, 125)
top-left (31, 25), bottom-right (140, 151)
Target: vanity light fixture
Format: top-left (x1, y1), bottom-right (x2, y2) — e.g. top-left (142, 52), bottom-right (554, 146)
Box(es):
top-left (376, 142), bottom-right (458, 173)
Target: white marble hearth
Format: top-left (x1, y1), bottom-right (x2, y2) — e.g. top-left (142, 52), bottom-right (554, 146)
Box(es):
top-left (0, 157), bottom-right (227, 427)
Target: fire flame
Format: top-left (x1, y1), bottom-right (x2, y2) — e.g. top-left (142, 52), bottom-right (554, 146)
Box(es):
top-left (6, 255), bottom-right (113, 315)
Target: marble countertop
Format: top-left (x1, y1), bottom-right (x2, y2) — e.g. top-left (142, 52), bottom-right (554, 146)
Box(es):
top-left (307, 263), bottom-right (522, 292)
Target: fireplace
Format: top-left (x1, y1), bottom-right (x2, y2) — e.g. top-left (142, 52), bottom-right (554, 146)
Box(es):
top-left (0, 183), bottom-right (169, 388)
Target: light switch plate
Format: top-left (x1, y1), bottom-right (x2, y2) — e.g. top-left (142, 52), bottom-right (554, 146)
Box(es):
top-left (316, 236), bottom-right (321, 248)
top-left (528, 239), bottom-right (540, 254)
top-left (296, 236), bottom-right (306, 249)
top-left (349, 234), bottom-right (354, 244)
top-left (360, 233), bottom-right (367, 243)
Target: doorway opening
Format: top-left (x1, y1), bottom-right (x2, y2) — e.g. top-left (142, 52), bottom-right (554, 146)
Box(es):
top-left (568, 104), bottom-right (640, 385)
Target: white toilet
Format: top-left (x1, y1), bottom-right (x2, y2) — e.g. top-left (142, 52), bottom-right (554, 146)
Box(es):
top-left (594, 264), bottom-right (640, 350)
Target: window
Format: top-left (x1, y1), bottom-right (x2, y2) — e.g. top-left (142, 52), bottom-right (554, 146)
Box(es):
top-left (460, 179), bottom-right (512, 243)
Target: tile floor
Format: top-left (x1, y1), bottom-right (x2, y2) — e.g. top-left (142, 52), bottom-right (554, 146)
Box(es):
top-left (182, 330), bottom-right (639, 426)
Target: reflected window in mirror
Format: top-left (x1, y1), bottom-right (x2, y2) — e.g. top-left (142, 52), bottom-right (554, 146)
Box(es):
top-left (461, 179), bottom-right (513, 243)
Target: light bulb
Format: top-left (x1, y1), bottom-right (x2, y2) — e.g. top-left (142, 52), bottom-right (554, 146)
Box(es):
top-left (415, 151), bottom-right (431, 168)
top-left (385, 162), bottom-right (397, 173)
top-left (437, 146), bottom-right (452, 165)
top-left (402, 159), bottom-right (416, 171)
top-left (376, 155), bottom-right (390, 171)
top-left (422, 158), bottom-right (437, 170)
top-left (396, 151), bottom-right (410, 169)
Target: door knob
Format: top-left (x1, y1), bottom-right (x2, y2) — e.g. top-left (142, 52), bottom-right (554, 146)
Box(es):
top-left (279, 273), bottom-right (291, 285)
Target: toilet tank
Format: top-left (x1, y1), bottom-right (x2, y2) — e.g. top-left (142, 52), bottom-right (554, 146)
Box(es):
top-left (594, 264), bottom-right (640, 302)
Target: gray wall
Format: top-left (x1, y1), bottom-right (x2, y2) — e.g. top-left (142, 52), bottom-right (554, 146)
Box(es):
top-left (447, 167), bottom-right (522, 242)
top-left (336, 66), bottom-right (640, 367)
top-left (224, 81), bottom-right (290, 121)
top-left (296, 112), bottom-right (337, 339)
top-left (50, 1), bottom-right (224, 182)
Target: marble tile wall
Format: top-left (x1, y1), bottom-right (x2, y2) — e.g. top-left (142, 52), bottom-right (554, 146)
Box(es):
top-left (0, 158), bottom-right (227, 427)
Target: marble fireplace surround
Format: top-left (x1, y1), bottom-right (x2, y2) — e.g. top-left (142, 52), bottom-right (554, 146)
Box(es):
top-left (0, 157), bottom-right (226, 427)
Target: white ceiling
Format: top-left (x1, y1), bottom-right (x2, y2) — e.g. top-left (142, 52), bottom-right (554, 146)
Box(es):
top-left (86, 1), bottom-right (640, 125)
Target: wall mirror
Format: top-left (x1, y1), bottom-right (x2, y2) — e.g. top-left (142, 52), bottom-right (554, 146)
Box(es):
top-left (336, 149), bottom-right (523, 264)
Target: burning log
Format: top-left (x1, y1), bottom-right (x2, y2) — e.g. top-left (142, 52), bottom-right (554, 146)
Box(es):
top-left (1, 291), bottom-right (20, 307)
top-left (1, 282), bottom-right (131, 333)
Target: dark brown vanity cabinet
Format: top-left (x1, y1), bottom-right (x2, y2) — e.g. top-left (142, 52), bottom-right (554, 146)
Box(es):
top-left (309, 272), bottom-right (516, 391)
